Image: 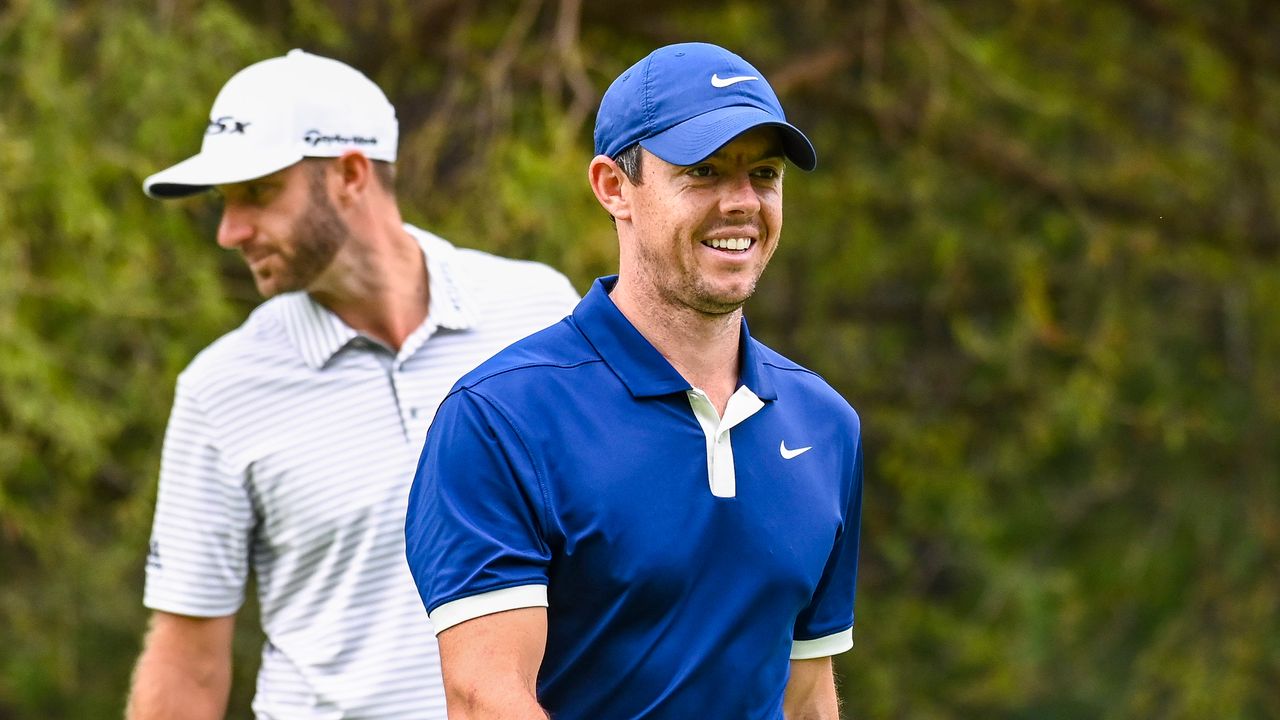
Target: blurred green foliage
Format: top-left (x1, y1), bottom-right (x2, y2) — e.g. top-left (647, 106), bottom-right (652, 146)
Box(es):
top-left (2, 0), bottom-right (1277, 717)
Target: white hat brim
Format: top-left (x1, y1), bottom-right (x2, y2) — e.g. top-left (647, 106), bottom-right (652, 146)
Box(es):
top-left (143, 146), bottom-right (303, 199)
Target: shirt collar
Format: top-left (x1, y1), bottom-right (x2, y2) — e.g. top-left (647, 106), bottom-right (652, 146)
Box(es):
top-left (280, 224), bottom-right (478, 370)
top-left (572, 276), bottom-right (776, 401)
top-left (399, 226), bottom-right (477, 360)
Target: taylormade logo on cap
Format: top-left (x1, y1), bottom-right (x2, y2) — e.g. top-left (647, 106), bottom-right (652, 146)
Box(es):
top-left (143, 49), bottom-right (399, 199)
top-left (304, 130), bottom-right (380, 147)
top-left (593, 42), bottom-right (816, 171)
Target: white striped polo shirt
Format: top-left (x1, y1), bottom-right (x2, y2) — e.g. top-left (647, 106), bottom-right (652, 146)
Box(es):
top-left (143, 225), bottom-right (579, 719)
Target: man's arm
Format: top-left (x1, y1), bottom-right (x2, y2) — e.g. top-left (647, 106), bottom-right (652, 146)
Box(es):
top-left (125, 611), bottom-right (236, 720)
top-left (783, 656), bottom-right (841, 720)
top-left (436, 606), bottom-right (549, 720)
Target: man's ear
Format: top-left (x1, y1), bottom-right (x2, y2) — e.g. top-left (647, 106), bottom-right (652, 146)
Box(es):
top-left (333, 151), bottom-right (373, 205)
top-left (588, 155), bottom-right (632, 222)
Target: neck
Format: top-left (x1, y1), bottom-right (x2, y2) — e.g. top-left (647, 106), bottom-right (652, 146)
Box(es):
top-left (610, 278), bottom-right (742, 414)
top-left (309, 208), bottom-right (429, 351)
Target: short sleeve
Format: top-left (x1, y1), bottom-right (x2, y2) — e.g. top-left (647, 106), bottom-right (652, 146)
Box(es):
top-left (792, 434), bottom-right (864, 658)
top-left (405, 388), bottom-right (551, 633)
top-left (143, 378), bottom-right (255, 616)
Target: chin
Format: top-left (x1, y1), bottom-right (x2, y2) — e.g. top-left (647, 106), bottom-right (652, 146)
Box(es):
top-left (708, 283), bottom-right (757, 308)
top-left (255, 269), bottom-right (312, 297)
top-left (255, 279), bottom-right (294, 298)
top-left (690, 293), bottom-right (751, 315)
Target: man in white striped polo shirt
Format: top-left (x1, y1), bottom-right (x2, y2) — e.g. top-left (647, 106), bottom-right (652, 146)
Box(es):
top-left (126, 50), bottom-right (579, 719)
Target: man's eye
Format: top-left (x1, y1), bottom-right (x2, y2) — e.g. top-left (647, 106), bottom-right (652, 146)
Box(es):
top-left (753, 167), bottom-right (781, 180)
top-left (245, 184), bottom-right (270, 203)
top-left (688, 165), bottom-right (714, 178)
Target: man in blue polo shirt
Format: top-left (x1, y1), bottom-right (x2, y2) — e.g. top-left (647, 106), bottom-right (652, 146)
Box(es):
top-left (405, 42), bottom-right (863, 718)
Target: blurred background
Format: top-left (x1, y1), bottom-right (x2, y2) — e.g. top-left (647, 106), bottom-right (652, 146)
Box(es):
top-left (2, 0), bottom-right (1279, 717)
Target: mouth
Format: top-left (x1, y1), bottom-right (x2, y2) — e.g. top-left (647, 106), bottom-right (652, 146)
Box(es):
top-left (243, 252), bottom-right (276, 277)
top-left (702, 237), bottom-right (754, 253)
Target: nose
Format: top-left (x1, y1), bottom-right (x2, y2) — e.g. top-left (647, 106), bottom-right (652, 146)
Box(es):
top-left (216, 203), bottom-right (255, 249)
top-left (720, 172), bottom-right (761, 217)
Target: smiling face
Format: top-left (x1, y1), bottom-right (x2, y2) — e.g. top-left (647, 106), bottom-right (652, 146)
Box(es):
top-left (619, 126), bottom-right (785, 317)
top-left (214, 159), bottom-right (351, 298)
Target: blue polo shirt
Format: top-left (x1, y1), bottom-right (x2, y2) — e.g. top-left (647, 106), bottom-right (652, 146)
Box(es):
top-left (406, 276), bottom-right (863, 719)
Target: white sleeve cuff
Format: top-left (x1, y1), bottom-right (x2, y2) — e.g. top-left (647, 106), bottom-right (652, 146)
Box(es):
top-left (428, 584), bottom-right (548, 635)
top-left (791, 627), bottom-right (854, 659)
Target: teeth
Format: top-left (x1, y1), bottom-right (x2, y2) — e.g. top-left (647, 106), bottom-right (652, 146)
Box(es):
top-left (705, 238), bottom-right (752, 251)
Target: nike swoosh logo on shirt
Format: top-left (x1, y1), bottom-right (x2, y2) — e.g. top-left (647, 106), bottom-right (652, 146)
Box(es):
top-left (711, 73), bottom-right (759, 88)
top-left (779, 441), bottom-right (812, 460)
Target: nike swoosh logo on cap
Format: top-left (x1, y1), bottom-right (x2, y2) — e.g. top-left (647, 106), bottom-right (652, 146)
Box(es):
top-left (711, 73), bottom-right (759, 88)
top-left (779, 441), bottom-right (812, 460)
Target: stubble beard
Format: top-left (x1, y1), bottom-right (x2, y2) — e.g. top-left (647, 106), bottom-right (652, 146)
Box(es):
top-left (684, 272), bottom-right (759, 316)
top-left (256, 166), bottom-right (351, 296)
top-left (638, 242), bottom-right (765, 317)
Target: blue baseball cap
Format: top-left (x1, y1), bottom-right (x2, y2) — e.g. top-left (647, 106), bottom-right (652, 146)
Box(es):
top-left (594, 42), bottom-right (816, 171)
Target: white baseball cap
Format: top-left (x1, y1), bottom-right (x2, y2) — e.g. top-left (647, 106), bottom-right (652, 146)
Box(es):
top-left (143, 49), bottom-right (399, 199)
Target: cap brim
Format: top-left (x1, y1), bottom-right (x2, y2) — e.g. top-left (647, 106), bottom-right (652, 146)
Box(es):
top-left (143, 146), bottom-right (303, 199)
top-left (639, 105), bottom-right (817, 172)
